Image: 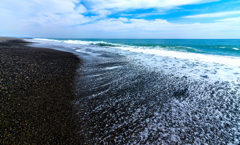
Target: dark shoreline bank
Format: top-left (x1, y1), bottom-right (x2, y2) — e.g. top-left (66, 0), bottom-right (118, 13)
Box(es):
top-left (0, 38), bottom-right (82, 144)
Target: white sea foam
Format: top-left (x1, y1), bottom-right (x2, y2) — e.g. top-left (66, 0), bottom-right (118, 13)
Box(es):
top-left (29, 38), bottom-right (240, 83)
top-left (233, 47), bottom-right (239, 50)
top-left (104, 66), bottom-right (122, 70)
top-left (35, 37), bottom-right (237, 66)
top-left (115, 46), bottom-right (240, 66)
top-left (109, 46), bottom-right (240, 83)
top-left (64, 40), bottom-right (91, 45)
top-left (63, 39), bottom-right (117, 47)
top-left (33, 38), bottom-right (62, 42)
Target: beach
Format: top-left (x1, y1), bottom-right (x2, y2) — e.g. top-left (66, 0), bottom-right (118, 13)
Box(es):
top-left (28, 38), bottom-right (240, 144)
top-left (1, 0), bottom-right (240, 144)
top-left (0, 37), bottom-right (81, 144)
top-left (1, 37), bottom-right (240, 144)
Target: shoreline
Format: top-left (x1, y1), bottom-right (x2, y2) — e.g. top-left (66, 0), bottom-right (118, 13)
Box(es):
top-left (0, 37), bottom-right (82, 144)
top-left (2, 37), bottom-right (240, 144)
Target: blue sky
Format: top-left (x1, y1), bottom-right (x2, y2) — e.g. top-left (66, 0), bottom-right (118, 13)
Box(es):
top-left (1, 0), bottom-right (240, 38)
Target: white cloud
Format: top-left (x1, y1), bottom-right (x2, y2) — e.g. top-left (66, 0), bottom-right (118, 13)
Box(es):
top-left (0, 0), bottom-right (91, 27)
top-left (121, 12), bottom-right (165, 18)
top-left (88, 0), bottom-right (217, 10)
top-left (3, 16), bottom-right (240, 38)
top-left (72, 16), bottom-right (240, 38)
top-left (1, 0), bottom-right (83, 15)
top-left (1, 0), bottom-right (240, 38)
top-left (76, 5), bottom-right (87, 13)
top-left (216, 16), bottom-right (240, 22)
top-left (183, 11), bottom-right (240, 18)
top-left (0, 0), bottom-right (218, 28)
top-left (85, 0), bottom-right (218, 15)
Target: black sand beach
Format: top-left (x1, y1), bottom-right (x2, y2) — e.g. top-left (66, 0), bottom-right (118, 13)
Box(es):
top-left (2, 37), bottom-right (240, 144)
top-left (0, 38), bottom-right (81, 144)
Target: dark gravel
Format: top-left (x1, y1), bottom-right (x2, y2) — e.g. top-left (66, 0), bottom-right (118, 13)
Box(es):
top-left (0, 38), bottom-right (82, 144)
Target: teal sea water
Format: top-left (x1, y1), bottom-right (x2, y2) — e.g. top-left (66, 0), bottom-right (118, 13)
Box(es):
top-left (51, 39), bottom-right (240, 57)
top-left (30, 38), bottom-right (240, 81)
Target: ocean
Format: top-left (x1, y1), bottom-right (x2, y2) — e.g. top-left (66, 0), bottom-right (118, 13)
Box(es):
top-left (27, 38), bottom-right (240, 144)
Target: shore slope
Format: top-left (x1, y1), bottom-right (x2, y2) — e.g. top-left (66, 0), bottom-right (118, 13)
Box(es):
top-left (0, 38), bottom-right (81, 144)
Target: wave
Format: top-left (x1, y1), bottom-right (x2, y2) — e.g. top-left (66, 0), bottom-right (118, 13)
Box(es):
top-left (33, 38), bottom-right (62, 42)
top-left (233, 47), bottom-right (239, 50)
top-left (94, 42), bottom-right (118, 47)
top-left (33, 38), bottom-right (203, 53)
top-left (116, 46), bottom-right (240, 65)
top-left (32, 38), bottom-right (240, 66)
top-left (33, 38), bottom-right (240, 56)
top-left (63, 40), bottom-right (119, 47)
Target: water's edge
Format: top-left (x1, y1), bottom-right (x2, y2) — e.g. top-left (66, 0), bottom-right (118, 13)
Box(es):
top-left (27, 38), bottom-right (240, 144)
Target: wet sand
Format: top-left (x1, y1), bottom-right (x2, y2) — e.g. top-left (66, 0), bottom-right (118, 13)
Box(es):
top-left (0, 37), bottom-right (81, 144)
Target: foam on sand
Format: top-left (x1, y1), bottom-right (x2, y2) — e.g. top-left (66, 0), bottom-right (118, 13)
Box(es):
top-left (27, 38), bottom-right (240, 144)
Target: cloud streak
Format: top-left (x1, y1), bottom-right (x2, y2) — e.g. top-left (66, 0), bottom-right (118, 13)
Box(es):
top-left (183, 11), bottom-right (240, 18)
top-left (84, 0), bottom-right (218, 16)
top-left (86, 0), bottom-right (218, 10)
top-left (80, 16), bottom-right (240, 32)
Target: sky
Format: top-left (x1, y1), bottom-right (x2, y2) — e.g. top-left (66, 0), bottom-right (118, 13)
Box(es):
top-left (1, 0), bottom-right (240, 38)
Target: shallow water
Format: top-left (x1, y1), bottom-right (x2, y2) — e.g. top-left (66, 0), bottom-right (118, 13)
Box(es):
top-left (28, 38), bottom-right (240, 144)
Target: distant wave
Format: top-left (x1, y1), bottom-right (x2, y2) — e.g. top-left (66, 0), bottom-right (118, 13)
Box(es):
top-left (32, 38), bottom-right (240, 66)
top-left (233, 47), bottom-right (239, 50)
top-left (94, 42), bottom-right (118, 47)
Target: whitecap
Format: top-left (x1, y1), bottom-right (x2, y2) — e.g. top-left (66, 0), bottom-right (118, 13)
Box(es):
top-left (233, 48), bottom-right (239, 50)
top-left (104, 66), bottom-right (122, 70)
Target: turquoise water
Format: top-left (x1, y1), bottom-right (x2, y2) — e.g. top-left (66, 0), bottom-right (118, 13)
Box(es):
top-left (50, 39), bottom-right (240, 57)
